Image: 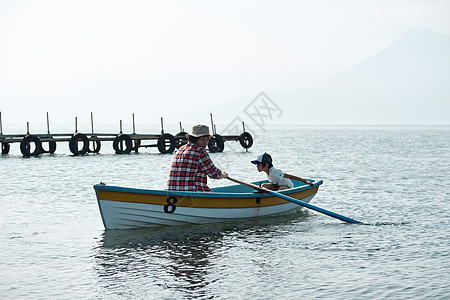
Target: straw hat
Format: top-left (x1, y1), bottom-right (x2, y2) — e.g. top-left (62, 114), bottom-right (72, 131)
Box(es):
top-left (186, 125), bottom-right (211, 138)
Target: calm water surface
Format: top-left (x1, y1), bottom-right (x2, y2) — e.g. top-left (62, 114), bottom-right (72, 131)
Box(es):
top-left (1, 126), bottom-right (449, 299)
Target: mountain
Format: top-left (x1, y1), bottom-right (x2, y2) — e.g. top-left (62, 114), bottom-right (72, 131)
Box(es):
top-left (209, 28), bottom-right (450, 126)
top-left (273, 28), bottom-right (450, 125)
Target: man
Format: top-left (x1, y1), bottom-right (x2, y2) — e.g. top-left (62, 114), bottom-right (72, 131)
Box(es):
top-left (168, 125), bottom-right (228, 192)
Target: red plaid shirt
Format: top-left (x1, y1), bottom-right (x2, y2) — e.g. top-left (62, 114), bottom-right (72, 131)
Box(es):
top-left (168, 142), bottom-right (222, 192)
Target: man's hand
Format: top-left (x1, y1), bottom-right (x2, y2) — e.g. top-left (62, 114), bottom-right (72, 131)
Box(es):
top-left (219, 171), bottom-right (228, 179)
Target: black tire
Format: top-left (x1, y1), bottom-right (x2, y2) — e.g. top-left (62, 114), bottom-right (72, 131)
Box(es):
top-left (20, 135), bottom-right (43, 157)
top-left (157, 133), bottom-right (176, 154)
top-left (208, 134), bottom-right (225, 153)
top-left (239, 132), bottom-right (253, 149)
top-left (88, 136), bottom-right (101, 153)
top-left (1, 142), bottom-right (10, 155)
top-left (175, 131), bottom-right (188, 149)
top-left (113, 134), bottom-right (132, 154)
top-left (69, 133), bottom-right (89, 156)
top-left (41, 137), bottom-right (57, 154)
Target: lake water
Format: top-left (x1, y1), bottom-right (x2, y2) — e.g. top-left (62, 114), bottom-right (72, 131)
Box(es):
top-left (1, 126), bottom-right (449, 299)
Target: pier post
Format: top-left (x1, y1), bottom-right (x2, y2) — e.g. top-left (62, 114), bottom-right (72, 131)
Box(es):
top-left (91, 112), bottom-right (94, 134)
top-left (210, 113), bottom-right (216, 135)
top-left (88, 112), bottom-right (101, 154)
top-left (0, 111), bottom-right (2, 135)
top-left (160, 117), bottom-right (164, 134)
top-left (243, 121), bottom-right (248, 152)
top-left (75, 117), bottom-right (78, 133)
top-left (132, 113), bottom-right (136, 134)
top-left (47, 112), bottom-right (50, 134)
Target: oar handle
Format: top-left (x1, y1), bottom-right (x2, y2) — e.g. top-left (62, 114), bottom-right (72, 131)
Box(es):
top-left (227, 176), bottom-right (267, 192)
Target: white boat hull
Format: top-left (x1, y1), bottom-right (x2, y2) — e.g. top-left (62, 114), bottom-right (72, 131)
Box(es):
top-left (94, 180), bottom-right (323, 229)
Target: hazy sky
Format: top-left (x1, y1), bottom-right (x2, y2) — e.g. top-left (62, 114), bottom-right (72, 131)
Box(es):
top-left (1, 0), bottom-right (449, 127)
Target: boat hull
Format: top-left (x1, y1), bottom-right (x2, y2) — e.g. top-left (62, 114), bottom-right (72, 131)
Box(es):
top-left (94, 180), bottom-right (323, 229)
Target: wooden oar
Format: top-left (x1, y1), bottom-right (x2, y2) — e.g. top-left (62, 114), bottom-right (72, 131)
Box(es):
top-left (227, 176), bottom-right (363, 224)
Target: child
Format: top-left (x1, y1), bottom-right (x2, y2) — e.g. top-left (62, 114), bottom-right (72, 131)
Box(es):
top-left (251, 152), bottom-right (313, 190)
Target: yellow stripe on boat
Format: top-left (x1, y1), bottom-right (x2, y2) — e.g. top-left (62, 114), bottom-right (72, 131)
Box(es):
top-left (96, 187), bottom-right (319, 208)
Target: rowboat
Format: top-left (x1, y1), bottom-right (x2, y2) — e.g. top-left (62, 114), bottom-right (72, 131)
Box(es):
top-left (94, 179), bottom-right (323, 230)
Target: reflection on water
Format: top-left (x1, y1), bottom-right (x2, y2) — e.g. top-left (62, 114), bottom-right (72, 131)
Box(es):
top-left (93, 211), bottom-right (311, 299)
top-left (95, 227), bottom-right (221, 298)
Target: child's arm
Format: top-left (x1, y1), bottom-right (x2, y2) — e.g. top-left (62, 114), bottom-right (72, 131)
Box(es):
top-left (284, 173), bottom-right (314, 187)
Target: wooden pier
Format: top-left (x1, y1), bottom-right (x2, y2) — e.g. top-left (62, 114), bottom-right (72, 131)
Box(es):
top-left (0, 112), bottom-right (253, 157)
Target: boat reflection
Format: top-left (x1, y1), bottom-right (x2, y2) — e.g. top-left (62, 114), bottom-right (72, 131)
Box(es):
top-left (93, 211), bottom-right (311, 298)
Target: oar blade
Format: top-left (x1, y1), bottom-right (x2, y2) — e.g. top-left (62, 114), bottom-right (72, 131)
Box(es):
top-left (267, 190), bottom-right (362, 224)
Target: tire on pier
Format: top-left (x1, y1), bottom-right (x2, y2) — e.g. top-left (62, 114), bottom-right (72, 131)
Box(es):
top-left (238, 132), bottom-right (253, 149)
top-left (174, 131), bottom-right (188, 149)
top-left (69, 133), bottom-right (90, 156)
top-left (20, 135), bottom-right (43, 157)
top-left (41, 137), bottom-right (57, 154)
top-left (208, 134), bottom-right (224, 153)
top-left (88, 136), bottom-right (101, 154)
top-left (157, 133), bottom-right (176, 154)
top-left (1, 143), bottom-right (10, 155)
top-left (113, 134), bottom-right (132, 154)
